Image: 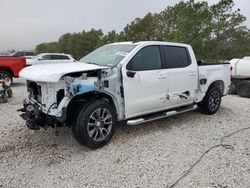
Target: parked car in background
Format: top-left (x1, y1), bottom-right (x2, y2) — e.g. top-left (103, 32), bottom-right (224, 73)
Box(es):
top-left (26, 53), bottom-right (75, 66)
top-left (230, 57), bottom-right (250, 97)
top-left (11, 51), bottom-right (34, 59)
top-left (0, 56), bottom-right (26, 84)
top-left (19, 41), bottom-right (230, 149)
top-left (0, 52), bottom-right (9, 56)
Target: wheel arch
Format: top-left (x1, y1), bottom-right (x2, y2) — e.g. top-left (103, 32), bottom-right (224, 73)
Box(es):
top-left (66, 91), bottom-right (119, 124)
top-left (207, 80), bottom-right (225, 95)
top-left (0, 67), bottom-right (14, 77)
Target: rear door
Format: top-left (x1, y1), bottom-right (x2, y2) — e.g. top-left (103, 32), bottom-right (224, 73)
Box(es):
top-left (163, 46), bottom-right (198, 107)
top-left (122, 45), bottom-right (169, 118)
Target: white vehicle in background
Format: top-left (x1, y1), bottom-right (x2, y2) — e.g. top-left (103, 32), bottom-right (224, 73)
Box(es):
top-left (11, 51), bottom-right (34, 59)
top-left (19, 41), bottom-right (230, 149)
top-left (26, 53), bottom-right (75, 66)
top-left (230, 57), bottom-right (250, 97)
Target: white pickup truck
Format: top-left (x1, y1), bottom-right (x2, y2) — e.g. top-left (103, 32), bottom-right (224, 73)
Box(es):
top-left (19, 41), bottom-right (230, 149)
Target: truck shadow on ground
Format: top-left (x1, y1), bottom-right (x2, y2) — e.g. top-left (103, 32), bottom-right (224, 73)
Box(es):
top-left (1, 105), bottom-right (234, 152)
top-left (0, 108), bottom-right (223, 159)
top-left (0, 105), bottom-right (235, 169)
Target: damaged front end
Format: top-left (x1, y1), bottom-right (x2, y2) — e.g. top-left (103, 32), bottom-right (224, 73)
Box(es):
top-left (19, 99), bottom-right (61, 130)
top-left (19, 66), bottom-right (124, 131)
top-left (19, 72), bottom-right (99, 130)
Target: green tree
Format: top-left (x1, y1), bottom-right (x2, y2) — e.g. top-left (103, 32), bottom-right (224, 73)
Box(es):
top-left (35, 0), bottom-right (249, 61)
top-left (158, 0), bottom-right (212, 59)
top-left (207, 0), bottom-right (248, 59)
top-left (99, 30), bottom-right (121, 46)
top-left (58, 33), bottom-right (72, 54)
top-left (36, 42), bottom-right (58, 53)
top-left (121, 13), bottom-right (160, 41)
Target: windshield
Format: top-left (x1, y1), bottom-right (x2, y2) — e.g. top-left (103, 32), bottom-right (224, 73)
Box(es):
top-left (79, 44), bottom-right (136, 67)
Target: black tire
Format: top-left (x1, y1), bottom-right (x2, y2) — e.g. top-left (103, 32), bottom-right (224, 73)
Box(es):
top-left (228, 83), bottom-right (237, 94)
top-left (2, 93), bottom-right (8, 103)
top-left (236, 81), bottom-right (250, 98)
top-left (73, 100), bottom-right (117, 149)
top-left (0, 70), bottom-right (13, 85)
top-left (7, 88), bottom-right (12, 98)
top-left (71, 103), bottom-right (86, 144)
top-left (199, 86), bottom-right (222, 115)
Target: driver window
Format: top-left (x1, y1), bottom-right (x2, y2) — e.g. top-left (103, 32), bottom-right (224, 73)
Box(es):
top-left (127, 46), bottom-right (162, 71)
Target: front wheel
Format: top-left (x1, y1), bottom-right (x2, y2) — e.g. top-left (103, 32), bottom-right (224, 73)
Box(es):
top-left (73, 100), bottom-right (117, 149)
top-left (199, 86), bottom-right (222, 115)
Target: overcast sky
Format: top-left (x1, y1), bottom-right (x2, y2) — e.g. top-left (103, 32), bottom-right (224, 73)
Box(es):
top-left (0, 0), bottom-right (249, 51)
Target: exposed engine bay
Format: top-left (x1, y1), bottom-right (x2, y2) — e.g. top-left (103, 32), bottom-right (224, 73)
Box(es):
top-left (20, 67), bottom-right (125, 129)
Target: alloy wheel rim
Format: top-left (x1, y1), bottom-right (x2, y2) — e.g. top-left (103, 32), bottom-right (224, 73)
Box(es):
top-left (87, 108), bottom-right (112, 142)
top-left (208, 90), bottom-right (221, 111)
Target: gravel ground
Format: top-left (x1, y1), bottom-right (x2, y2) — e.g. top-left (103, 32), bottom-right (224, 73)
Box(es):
top-left (0, 78), bottom-right (250, 188)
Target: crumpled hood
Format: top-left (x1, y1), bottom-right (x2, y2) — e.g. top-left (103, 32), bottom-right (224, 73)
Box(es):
top-left (20, 62), bottom-right (107, 82)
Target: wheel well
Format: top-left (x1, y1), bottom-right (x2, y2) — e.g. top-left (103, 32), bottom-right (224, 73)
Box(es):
top-left (209, 80), bottom-right (224, 94)
top-left (66, 92), bottom-right (117, 125)
top-left (0, 67), bottom-right (14, 77)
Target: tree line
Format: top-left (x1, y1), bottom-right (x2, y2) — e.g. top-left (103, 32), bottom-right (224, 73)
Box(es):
top-left (36, 0), bottom-right (250, 61)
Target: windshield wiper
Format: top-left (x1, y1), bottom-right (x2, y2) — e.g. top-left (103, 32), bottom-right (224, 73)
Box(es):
top-left (84, 61), bottom-right (112, 67)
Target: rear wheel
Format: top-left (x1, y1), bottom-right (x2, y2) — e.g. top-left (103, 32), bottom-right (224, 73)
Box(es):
top-left (236, 81), bottom-right (250, 98)
top-left (73, 100), bottom-right (117, 149)
top-left (0, 70), bottom-right (12, 86)
top-left (199, 86), bottom-right (222, 115)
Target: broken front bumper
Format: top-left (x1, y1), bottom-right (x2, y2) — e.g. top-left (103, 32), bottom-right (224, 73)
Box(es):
top-left (19, 99), bottom-right (64, 130)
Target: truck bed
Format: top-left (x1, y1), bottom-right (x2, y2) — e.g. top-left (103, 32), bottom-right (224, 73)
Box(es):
top-left (197, 60), bottom-right (230, 66)
top-left (198, 63), bottom-right (231, 96)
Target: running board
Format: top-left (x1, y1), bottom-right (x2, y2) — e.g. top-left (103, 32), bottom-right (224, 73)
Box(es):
top-left (127, 104), bottom-right (197, 125)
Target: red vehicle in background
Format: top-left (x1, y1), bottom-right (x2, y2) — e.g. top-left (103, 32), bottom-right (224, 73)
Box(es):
top-left (0, 57), bottom-right (26, 84)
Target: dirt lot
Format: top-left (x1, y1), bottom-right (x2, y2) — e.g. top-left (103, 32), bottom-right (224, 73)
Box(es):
top-left (0, 78), bottom-right (250, 188)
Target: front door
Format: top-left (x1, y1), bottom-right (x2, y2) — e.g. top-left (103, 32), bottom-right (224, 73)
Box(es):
top-left (122, 45), bottom-right (168, 119)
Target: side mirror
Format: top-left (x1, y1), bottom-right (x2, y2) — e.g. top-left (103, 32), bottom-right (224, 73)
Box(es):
top-left (126, 71), bottom-right (136, 78)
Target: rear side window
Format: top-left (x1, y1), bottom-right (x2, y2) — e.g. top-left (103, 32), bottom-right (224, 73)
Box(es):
top-left (51, 55), bottom-right (70, 60)
top-left (164, 46), bottom-right (190, 68)
top-left (25, 52), bottom-right (34, 56)
top-left (127, 46), bottom-right (162, 71)
top-left (41, 55), bottom-right (52, 60)
top-left (13, 51), bottom-right (25, 57)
